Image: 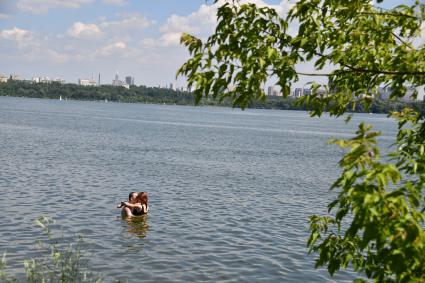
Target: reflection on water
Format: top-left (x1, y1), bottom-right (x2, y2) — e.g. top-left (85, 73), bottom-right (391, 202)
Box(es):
top-left (123, 215), bottom-right (149, 239)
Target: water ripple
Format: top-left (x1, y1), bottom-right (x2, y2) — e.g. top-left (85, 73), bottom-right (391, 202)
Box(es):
top-left (0, 97), bottom-right (397, 282)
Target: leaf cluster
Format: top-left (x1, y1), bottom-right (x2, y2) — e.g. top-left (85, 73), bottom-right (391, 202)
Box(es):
top-left (309, 121), bottom-right (425, 282)
top-left (177, 0), bottom-right (425, 281)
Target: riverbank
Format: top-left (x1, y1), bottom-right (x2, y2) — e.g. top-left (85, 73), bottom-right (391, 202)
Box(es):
top-left (0, 80), bottom-right (423, 114)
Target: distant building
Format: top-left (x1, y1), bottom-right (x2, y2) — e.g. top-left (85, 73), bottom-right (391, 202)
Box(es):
top-left (0, 75), bottom-right (8, 83)
top-left (169, 83), bottom-right (174, 90)
top-left (293, 88), bottom-right (312, 98)
top-left (293, 88), bottom-right (303, 98)
top-left (79, 78), bottom-right (97, 86)
top-left (41, 77), bottom-right (51, 83)
top-left (112, 74), bottom-right (129, 89)
top-left (377, 86), bottom-right (424, 101)
top-left (112, 73), bottom-right (129, 88)
top-left (417, 86), bottom-right (425, 101)
top-left (125, 76), bottom-right (134, 86)
top-left (112, 73), bottom-right (121, 86)
top-left (32, 77), bottom-right (40, 83)
top-left (378, 87), bottom-right (392, 100)
top-left (53, 78), bottom-right (65, 84)
top-left (304, 88), bottom-right (312, 96)
top-left (402, 86), bottom-right (419, 101)
top-left (267, 86), bottom-right (274, 96)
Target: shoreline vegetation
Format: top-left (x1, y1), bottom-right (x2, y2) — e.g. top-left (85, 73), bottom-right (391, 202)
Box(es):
top-left (1, 217), bottom-right (104, 283)
top-left (1, 80), bottom-right (424, 114)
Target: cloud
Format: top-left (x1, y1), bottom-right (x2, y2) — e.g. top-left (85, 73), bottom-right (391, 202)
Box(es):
top-left (94, 41), bottom-right (127, 57)
top-left (0, 13), bottom-right (10, 19)
top-left (158, 4), bottom-right (216, 47)
top-left (139, 38), bottom-right (157, 48)
top-left (67, 22), bottom-right (103, 39)
top-left (1, 0), bottom-right (298, 86)
top-left (65, 13), bottom-right (152, 43)
top-left (99, 13), bottom-right (153, 32)
top-left (23, 48), bottom-right (69, 63)
top-left (17, 0), bottom-right (94, 15)
top-left (0, 27), bottom-right (35, 48)
top-left (102, 0), bottom-right (128, 5)
top-left (154, 0), bottom-right (293, 47)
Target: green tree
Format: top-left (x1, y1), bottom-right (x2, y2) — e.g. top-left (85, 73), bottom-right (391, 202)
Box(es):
top-left (177, 0), bottom-right (425, 281)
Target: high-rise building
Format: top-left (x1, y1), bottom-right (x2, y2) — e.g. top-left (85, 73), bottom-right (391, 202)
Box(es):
top-left (112, 73), bottom-right (122, 86)
top-left (125, 76), bottom-right (134, 86)
top-left (267, 86), bottom-right (281, 96)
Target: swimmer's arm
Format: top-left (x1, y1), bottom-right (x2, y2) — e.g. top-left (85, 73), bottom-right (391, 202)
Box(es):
top-left (121, 202), bottom-right (142, 209)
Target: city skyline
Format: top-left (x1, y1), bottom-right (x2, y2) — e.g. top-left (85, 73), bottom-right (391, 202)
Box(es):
top-left (0, 0), bottom-right (416, 88)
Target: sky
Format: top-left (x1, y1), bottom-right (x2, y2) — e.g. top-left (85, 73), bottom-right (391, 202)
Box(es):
top-left (0, 0), bottom-right (420, 89)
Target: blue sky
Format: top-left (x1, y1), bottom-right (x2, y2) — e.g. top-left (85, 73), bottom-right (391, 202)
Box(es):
top-left (0, 0), bottom-right (420, 88)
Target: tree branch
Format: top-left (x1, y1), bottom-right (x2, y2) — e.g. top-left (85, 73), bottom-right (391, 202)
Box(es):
top-left (391, 32), bottom-right (414, 50)
top-left (358, 11), bottom-right (421, 20)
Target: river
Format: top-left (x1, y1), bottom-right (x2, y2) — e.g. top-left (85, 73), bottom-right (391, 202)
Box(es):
top-left (0, 96), bottom-right (397, 282)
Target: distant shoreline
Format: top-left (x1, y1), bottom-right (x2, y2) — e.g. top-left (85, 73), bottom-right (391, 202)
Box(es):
top-left (0, 80), bottom-right (423, 115)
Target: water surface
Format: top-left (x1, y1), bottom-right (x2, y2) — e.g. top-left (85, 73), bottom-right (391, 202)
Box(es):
top-left (0, 97), bottom-right (397, 282)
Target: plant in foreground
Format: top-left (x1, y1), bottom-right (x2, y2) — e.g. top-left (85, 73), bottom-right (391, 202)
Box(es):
top-left (1, 216), bottom-right (102, 283)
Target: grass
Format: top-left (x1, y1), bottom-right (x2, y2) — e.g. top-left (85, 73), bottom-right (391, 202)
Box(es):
top-left (0, 216), bottom-right (103, 283)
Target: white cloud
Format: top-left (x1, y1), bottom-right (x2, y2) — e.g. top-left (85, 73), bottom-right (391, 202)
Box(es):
top-left (0, 27), bottom-right (35, 48)
top-left (65, 13), bottom-right (152, 43)
top-left (67, 22), bottom-right (102, 39)
top-left (158, 4), bottom-right (216, 46)
top-left (17, 0), bottom-right (94, 14)
top-left (0, 28), bottom-right (69, 63)
top-left (99, 13), bottom-right (153, 32)
top-left (1, 0), bottom-right (299, 86)
top-left (102, 0), bottom-right (128, 5)
top-left (94, 41), bottom-right (126, 57)
top-left (155, 0), bottom-right (293, 47)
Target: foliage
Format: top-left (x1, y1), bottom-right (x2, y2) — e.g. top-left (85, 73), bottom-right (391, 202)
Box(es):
top-left (177, 0), bottom-right (425, 281)
top-left (0, 80), bottom-right (194, 105)
top-left (0, 216), bottom-right (102, 283)
top-left (1, 80), bottom-right (423, 115)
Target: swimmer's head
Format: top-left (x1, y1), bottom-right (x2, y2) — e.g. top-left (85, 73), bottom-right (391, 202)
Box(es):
top-left (129, 192), bottom-right (138, 203)
top-left (138, 192), bottom-right (148, 205)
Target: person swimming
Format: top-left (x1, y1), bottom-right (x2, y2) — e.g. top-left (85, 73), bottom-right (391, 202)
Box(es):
top-left (118, 191), bottom-right (139, 217)
top-left (118, 192), bottom-right (149, 217)
top-left (132, 192), bottom-right (149, 216)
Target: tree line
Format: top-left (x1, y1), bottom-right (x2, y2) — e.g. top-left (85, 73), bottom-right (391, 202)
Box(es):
top-left (0, 80), bottom-right (423, 115)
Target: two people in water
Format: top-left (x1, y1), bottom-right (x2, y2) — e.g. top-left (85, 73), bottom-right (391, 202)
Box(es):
top-left (118, 191), bottom-right (149, 217)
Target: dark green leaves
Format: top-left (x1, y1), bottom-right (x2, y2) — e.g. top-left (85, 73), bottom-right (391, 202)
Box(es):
top-left (178, 1), bottom-right (425, 281)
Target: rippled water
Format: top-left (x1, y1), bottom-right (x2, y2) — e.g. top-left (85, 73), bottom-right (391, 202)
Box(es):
top-left (0, 97), bottom-right (397, 282)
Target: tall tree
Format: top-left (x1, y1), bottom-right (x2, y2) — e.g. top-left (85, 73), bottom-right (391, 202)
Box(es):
top-left (177, 0), bottom-right (425, 281)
